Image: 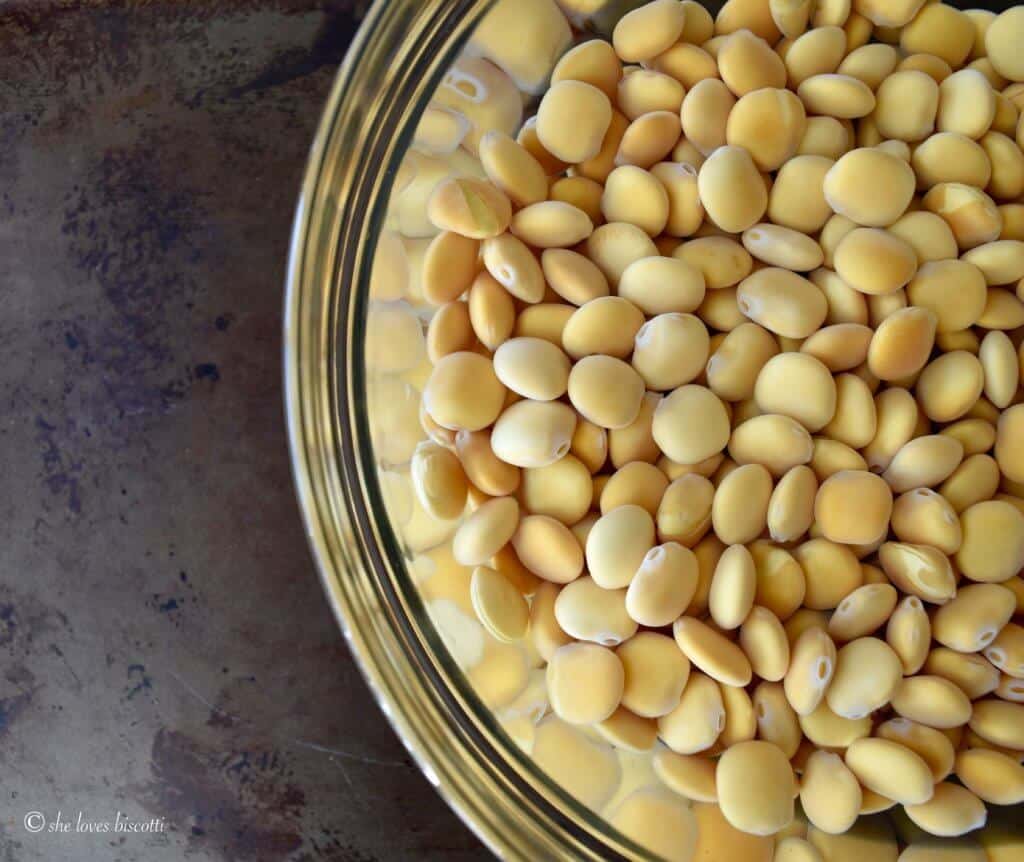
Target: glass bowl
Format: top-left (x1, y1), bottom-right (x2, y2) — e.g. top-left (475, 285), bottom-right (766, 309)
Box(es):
top-left (285, 1), bottom-right (1024, 859)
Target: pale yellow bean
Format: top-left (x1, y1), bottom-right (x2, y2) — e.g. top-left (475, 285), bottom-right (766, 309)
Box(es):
top-left (934, 583), bottom-right (1016, 656)
top-left (827, 582), bottom-right (897, 642)
top-left (775, 837), bottom-right (823, 862)
top-left (891, 488), bottom-right (962, 556)
top-left (922, 183), bottom-right (1002, 251)
top-left (520, 455), bottom-right (591, 526)
top-left (800, 700), bottom-right (871, 749)
top-left (798, 74), bottom-right (876, 119)
top-left (512, 514), bottom-right (585, 585)
top-left (492, 337), bottom-right (570, 402)
top-left (427, 177), bottom-right (512, 240)
top-left (657, 474), bottom-right (714, 547)
top-left (612, 0), bottom-right (686, 63)
top-left (626, 542), bottom-right (699, 628)
top-left (797, 116), bottom-right (852, 159)
top-left (783, 26), bottom-right (846, 90)
top-left (618, 631), bottom-right (691, 719)
top-left (956, 499), bottom-right (1024, 584)
top-left (549, 176), bottom-right (604, 226)
top-left (740, 606), bottom-right (790, 682)
top-left (942, 418), bottom-right (997, 459)
top-left (554, 575), bottom-right (637, 646)
top-left (794, 538), bottom-right (862, 610)
top-left (752, 354), bottom-right (835, 434)
top-left (675, 236), bottom-right (754, 289)
top-left (729, 413), bottom-right (814, 477)
top-left (424, 351), bottom-right (505, 432)
top-left (658, 671), bottom-right (725, 755)
top-left (827, 637), bottom-right (902, 719)
top-left (783, 625), bottom-right (836, 717)
top-left (653, 385), bottom-right (731, 466)
top-left (562, 295), bottom-right (645, 360)
top-left (681, 78), bottom-right (736, 157)
top-left (616, 71), bottom-right (685, 121)
top-left (884, 595), bottom-right (931, 676)
top-left (955, 748), bottom-right (1024, 806)
top-left (653, 750), bottom-right (718, 803)
top-left (609, 391), bottom-right (660, 469)
top-left (845, 737), bottom-right (935, 805)
top-left (878, 542), bottom-right (956, 606)
top-left (874, 71), bottom-right (939, 142)
top-left (727, 88), bottom-right (807, 172)
top-left (737, 268), bottom-right (827, 339)
top-left (891, 674), bottom-right (973, 729)
top-left (717, 741), bottom-right (796, 836)
top-left (632, 313), bottom-right (709, 392)
top-left (674, 616), bottom-right (753, 688)
top-left (941, 453), bottom-right (1001, 514)
top-left (800, 750), bottom-right (862, 836)
top-left (925, 647), bottom-right (1000, 701)
top-left (938, 70), bottom-right (997, 142)
top-left (718, 29), bottom-right (787, 97)
top-left (601, 461), bottom-right (668, 516)
top-left (648, 162), bottom-right (704, 238)
top-left (821, 372), bottom-right (877, 450)
top-left (550, 37), bottom-right (622, 100)
top-left (616, 258), bottom-right (705, 320)
top-left (600, 165), bottom-right (669, 237)
top-left (490, 399), bottom-right (577, 469)
top-left (867, 306), bottom-right (937, 382)
top-left (585, 504), bottom-right (655, 590)
top-left (904, 783), bottom-right (987, 838)
top-left (539, 249), bottom-right (607, 309)
top-left (917, 351), bottom-right (985, 423)
top-left (576, 109), bottom-right (630, 184)
top-left (536, 80), bottom-right (612, 163)
top-left (698, 145), bottom-right (769, 234)
top-left (987, 7), bottom-right (1024, 82)
top-left (651, 42), bottom-right (718, 89)
top-left (452, 496), bottom-right (519, 566)
top-left (900, 2), bottom-right (974, 66)
top-left (482, 233), bottom-right (546, 304)
top-left (996, 404), bottom-right (1024, 483)
top-left (479, 130), bottom-right (548, 208)
top-left (708, 544), bottom-right (757, 631)
top-left (742, 223), bottom-right (823, 272)
top-left (513, 303), bottom-right (574, 346)
top-left (769, 154), bottom-right (835, 233)
top-left (547, 642), bottom-right (624, 725)
top-left (980, 133), bottom-right (1024, 201)
top-left (825, 148), bottom-right (916, 227)
top-left (719, 681), bottom-right (758, 749)
top-left (978, 286), bottom-right (1024, 328)
top-left (585, 221), bottom-right (659, 286)
top-left (510, 201), bottom-right (593, 250)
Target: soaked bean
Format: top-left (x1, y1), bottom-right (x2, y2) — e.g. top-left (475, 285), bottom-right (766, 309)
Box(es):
top-left (547, 642), bottom-right (624, 725)
top-left (717, 741), bottom-right (796, 836)
top-left (737, 268), bottom-right (828, 339)
top-left (828, 583), bottom-right (898, 642)
top-left (453, 496), bottom-right (519, 566)
top-left (713, 466), bottom-right (773, 546)
top-left (549, 176), bottom-right (604, 226)
top-left (955, 748), bottom-right (1024, 806)
top-left (729, 413), bottom-right (814, 477)
top-left (904, 783), bottom-right (987, 838)
top-left (626, 542), bottom-right (698, 628)
top-left (740, 606), bottom-right (790, 682)
top-left (675, 236), bottom-right (753, 289)
top-left (550, 38), bottom-right (622, 101)
top-left (709, 544), bottom-right (757, 630)
top-left (769, 155), bottom-right (836, 233)
top-left (510, 201), bottom-right (593, 250)
top-left (608, 392), bottom-right (660, 468)
top-left (800, 750), bottom-right (862, 835)
top-left (657, 474), bottom-right (714, 548)
top-left (490, 399), bottom-right (577, 469)
top-left (794, 538), bottom-right (862, 610)
top-left (424, 352), bottom-right (506, 432)
top-left (616, 257), bottom-right (705, 318)
top-left (513, 302), bottom-right (574, 346)
top-left (956, 500), bottom-right (1024, 584)
top-left (719, 682), bottom-right (758, 749)
top-left (868, 306), bottom-right (937, 381)
top-left (601, 165), bottom-right (669, 237)
top-left (653, 385), bottom-right (731, 466)
top-left (938, 70), bottom-right (997, 141)
top-left (651, 42), bottom-right (718, 89)
top-left (411, 441), bottom-right (468, 521)
top-left (798, 74), bottom-right (876, 119)
top-left (618, 631), bottom-right (690, 719)
top-left (536, 80), bottom-right (613, 163)
top-left (934, 583), bottom-right (1016, 654)
top-left (612, 0), bottom-right (686, 63)
top-left (800, 699), bottom-right (871, 749)
top-left (653, 750), bottom-right (718, 803)
top-left (512, 514), bottom-right (584, 585)
top-left (658, 671), bottom-right (725, 755)
top-left (681, 78), bottom-right (736, 157)
top-left (834, 227), bottom-right (918, 295)
top-left (427, 177), bottom-right (512, 239)
top-left (674, 616), bottom-right (753, 688)
top-left (698, 145), bottom-right (769, 234)
top-left (922, 183), bottom-right (1002, 251)
top-left (917, 352), bottom-right (985, 423)
top-left (891, 489), bottom-right (961, 556)
top-left (987, 7), bottom-right (1024, 82)
top-left (891, 674), bottom-right (973, 729)
top-left (845, 737), bottom-right (935, 805)
top-left (585, 222), bottom-right (659, 286)
top-left (996, 405), bottom-right (1024, 484)
top-left (883, 434), bottom-right (964, 494)
top-left (727, 88), bottom-right (807, 172)
top-left (471, 565), bottom-right (529, 642)
top-left (719, 30), bottom-right (787, 97)
top-left (555, 575), bottom-right (637, 646)
top-left (585, 504), bottom-right (655, 591)
top-left (878, 541), bottom-right (957, 606)
top-left (616, 71), bottom-right (685, 121)
top-left (827, 637), bottom-right (902, 719)
top-left (482, 233), bottom-right (546, 304)
top-left (632, 313), bottom-right (709, 391)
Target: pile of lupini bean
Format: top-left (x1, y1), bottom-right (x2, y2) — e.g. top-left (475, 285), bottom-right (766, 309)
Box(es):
top-left (401, 0), bottom-right (1024, 857)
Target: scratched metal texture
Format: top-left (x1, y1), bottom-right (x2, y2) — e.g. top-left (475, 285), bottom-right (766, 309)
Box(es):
top-left (0, 1), bottom-right (485, 859)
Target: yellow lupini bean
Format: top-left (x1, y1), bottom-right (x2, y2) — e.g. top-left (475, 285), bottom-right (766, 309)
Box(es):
top-left (467, 272), bottom-right (515, 352)
top-left (657, 474), bottom-right (714, 547)
top-left (584, 503), bottom-right (656, 591)
top-left (730, 413), bottom-right (814, 477)
top-left (833, 227), bottom-right (918, 295)
top-left (754, 353), bottom-right (835, 433)
top-left (539, 248), bottom-right (608, 309)
top-left (922, 183), bottom-right (1002, 251)
top-left (674, 616), bottom-right (753, 688)
top-left (709, 544), bottom-right (757, 630)
top-left (794, 538), bottom-right (862, 610)
top-left (767, 465), bottom-right (817, 544)
top-left (925, 647), bottom-right (1000, 701)
top-left (883, 434), bottom-right (965, 493)
top-left (737, 268), bottom-right (828, 339)
top-left (719, 682), bottom-right (758, 748)
top-left (824, 149), bottom-right (916, 227)
top-left (888, 210), bottom-right (959, 264)
top-left (554, 575), bottom-right (637, 646)
top-left (891, 674), bottom-right (973, 729)
top-left (493, 337), bottom-right (570, 402)
top-left (752, 680), bottom-right (801, 757)
top-left (749, 542), bottom-right (807, 622)
top-left (979, 330), bottom-right (1019, 410)
top-left (740, 606), bottom-right (790, 682)
top-left (800, 699), bottom-right (872, 749)
top-left (827, 637), bottom-right (903, 719)
top-left (681, 78), bottom-right (736, 157)
top-left (934, 583), bottom-right (1016, 653)
top-left (651, 41), bottom-right (718, 89)
top-left (800, 323), bottom-right (872, 371)
top-left (769, 154), bottom-right (835, 233)
top-left (658, 671), bottom-right (725, 754)
top-left (601, 165), bottom-right (668, 236)
top-left (712, 465), bottom-right (773, 546)
top-left (585, 221), bottom-right (659, 286)
top-left (940, 453), bottom-right (1001, 514)
top-left (424, 351), bottom-right (506, 432)
top-left (956, 748), bottom-right (1024, 806)
top-left (611, 0), bottom-right (686, 63)
top-left (411, 441), bottom-right (468, 521)
top-left (616, 71), bottom-right (685, 121)
top-left (618, 256), bottom-right (706, 315)
top-left (676, 236), bottom-right (754, 289)
top-left (549, 176), bottom-right (603, 225)
top-left (987, 621), bottom-right (1024, 678)
top-left (878, 542), bottom-right (957, 605)
top-left (718, 29), bottom-right (786, 97)
top-left (650, 162), bottom-right (705, 238)
top-left (536, 80), bottom-right (612, 163)
top-left (653, 385), bottom-right (731, 466)
top-left (547, 642), bottom-right (623, 725)
top-left (511, 514), bottom-right (584, 585)
top-left (874, 71), bottom-right (939, 143)
top-left (470, 565), bottom-right (529, 643)
top-left (886, 595), bottom-right (932, 675)
top-left (600, 461), bottom-right (668, 516)
top-left (995, 405), bottom-right (1024, 483)
top-left (878, 717), bottom-right (956, 785)
top-left (783, 26), bottom-right (846, 90)
top-left (868, 306), bottom-right (937, 381)
top-left (550, 38), bottom-right (621, 100)
top-left (618, 631), bottom-right (690, 719)
top-left (520, 455), bottom-right (591, 526)
top-left (653, 750), bottom-right (718, 803)
top-left (509, 201), bottom-right (592, 249)
top-left (907, 260), bottom-right (988, 334)
top-left (427, 177), bottom-right (512, 239)
top-left (905, 782), bottom-right (987, 838)
top-left (845, 737), bottom-right (935, 805)
top-left (798, 116), bottom-right (851, 160)
top-left (956, 499), bottom-right (1024, 584)
top-left (800, 750), bottom-right (862, 836)
top-left (726, 88), bottom-right (807, 172)
top-left (626, 542), bottom-right (698, 628)
top-left (717, 740), bottom-right (796, 837)
top-left (987, 7), bottom-right (1024, 82)
top-left (815, 470), bottom-right (893, 545)
top-left (917, 351), bottom-right (985, 424)
top-left (698, 145), bottom-right (769, 234)
top-left (970, 699), bottom-right (1024, 751)
top-left (632, 313), bottom-right (709, 391)
top-left (482, 232), bottom-right (546, 304)
top-left (784, 628), bottom-right (835, 718)
top-left (567, 355), bottom-right (645, 431)
top-left (775, 837), bottom-right (824, 862)
top-left (478, 130), bottom-right (548, 207)
top-left (828, 583), bottom-right (898, 642)
top-left (452, 496), bottom-right (519, 566)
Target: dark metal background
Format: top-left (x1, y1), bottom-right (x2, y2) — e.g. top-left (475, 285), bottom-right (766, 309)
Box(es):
top-left (0, 2), bottom-right (483, 859)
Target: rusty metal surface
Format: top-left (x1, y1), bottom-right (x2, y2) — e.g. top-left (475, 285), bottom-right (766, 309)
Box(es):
top-left (0, 2), bottom-right (485, 859)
